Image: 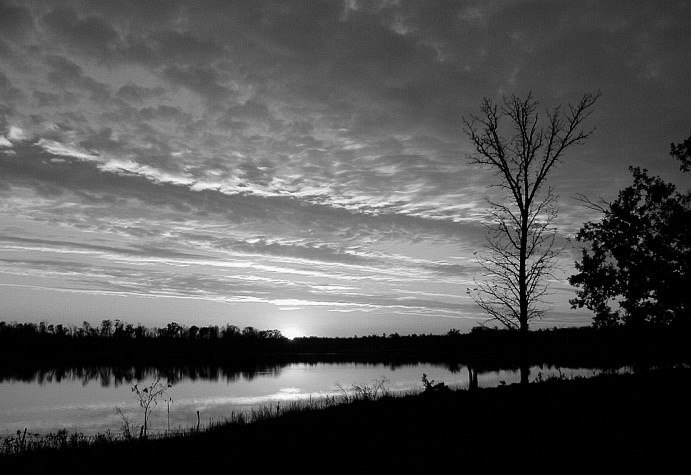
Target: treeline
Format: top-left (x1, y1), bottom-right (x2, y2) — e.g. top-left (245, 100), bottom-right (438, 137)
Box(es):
top-left (0, 320), bottom-right (292, 369)
top-left (1, 320), bottom-right (690, 371)
top-left (291, 325), bottom-right (691, 369)
top-left (0, 319), bottom-right (286, 341)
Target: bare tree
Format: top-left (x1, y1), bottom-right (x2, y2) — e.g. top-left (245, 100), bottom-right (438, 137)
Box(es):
top-left (463, 92), bottom-right (600, 336)
top-left (132, 377), bottom-right (173, 438)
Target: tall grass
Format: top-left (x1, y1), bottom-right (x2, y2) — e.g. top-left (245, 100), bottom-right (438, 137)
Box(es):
top-left (0, 377), bottom-right (400, 457)
top-left (1, 428), bottom-right (120, 455)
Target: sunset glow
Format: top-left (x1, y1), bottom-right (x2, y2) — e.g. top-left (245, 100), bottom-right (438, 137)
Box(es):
top-left (0, 1), bottom-right (689, 336)
top-left (282, 328), bottom-right (303, 340)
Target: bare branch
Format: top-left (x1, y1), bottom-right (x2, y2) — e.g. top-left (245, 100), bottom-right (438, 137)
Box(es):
top-left (464, 92), bottom-right (599, 331)
top-left (573, 193), bottom-right (609, 213)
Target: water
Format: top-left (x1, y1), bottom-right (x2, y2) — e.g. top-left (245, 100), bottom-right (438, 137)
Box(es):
top-left (0, 362), bottom-right (622, 437)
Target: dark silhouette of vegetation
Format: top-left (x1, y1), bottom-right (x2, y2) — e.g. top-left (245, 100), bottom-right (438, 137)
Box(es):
top-left (131, 378), bottom-right (173, 439)
top-left (0, 320), bottom-right (289, 361)
top-left (1, 320), bottom-right (690, 472)
top-left (463, 91), bottom-right (599, 385)
top-left (463, 91), bottom-right (600, 334)
top-left (570, 134), bottom-right (691, 328)
top-left (1, 321), bottom-right (689, 384)
top-left (670, 130), bottom-right (691, 172)
top-left (339, 376), bottom-right (391, 402)
top-left (421, 373), bottom-right (450, 394)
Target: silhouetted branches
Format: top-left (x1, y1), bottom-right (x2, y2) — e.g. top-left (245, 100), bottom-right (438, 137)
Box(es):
top-left (463, 91), bottom-right (600, 333)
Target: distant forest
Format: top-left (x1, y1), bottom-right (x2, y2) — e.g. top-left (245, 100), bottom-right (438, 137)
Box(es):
top-left (1, 320), bottom-right (689, 372)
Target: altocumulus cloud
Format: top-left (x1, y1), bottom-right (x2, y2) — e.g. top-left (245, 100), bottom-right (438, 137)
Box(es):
top-left (0, 0), bottom-right (689, 335)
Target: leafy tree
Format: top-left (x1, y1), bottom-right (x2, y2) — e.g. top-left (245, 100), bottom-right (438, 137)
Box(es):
top-left (162, 321), bottom-right (183, 338)
top-left (100, 319), bottom-right (113, 337)
top-left (223, 324), bottom-right (241, 338)
top-left (670, 131), bottom-right (691, 172)
top-left (569, 138), bottom-right (691, 328)
top-left (463, 92), bottom-right (599, 334)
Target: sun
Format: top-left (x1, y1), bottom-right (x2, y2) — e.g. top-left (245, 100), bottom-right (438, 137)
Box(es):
top-left (282, 327), bottom-right (303, 340)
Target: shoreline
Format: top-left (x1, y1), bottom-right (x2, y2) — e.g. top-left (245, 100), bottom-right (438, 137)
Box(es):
top-left (3, 325), bottom-right (690, 377)
top-left (3, 366), bottom-right (690, 472)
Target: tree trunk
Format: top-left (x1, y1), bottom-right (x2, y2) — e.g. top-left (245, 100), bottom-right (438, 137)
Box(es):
top-left (519, 208), bottom-right (530, 385)
top-left (519, 353), bottom-right (530, 385)
top-left (468, 366), bottom-right (478, 391)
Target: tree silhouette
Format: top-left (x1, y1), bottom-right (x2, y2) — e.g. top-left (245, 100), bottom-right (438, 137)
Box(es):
top-left (463, 92), bottom-right (599, 335)
top-left (132, 377), bottom-right (173, 438)
top-left (569, 137), bottom-right (691, 328)
top-left (670, 131), bottom-right (691, 172)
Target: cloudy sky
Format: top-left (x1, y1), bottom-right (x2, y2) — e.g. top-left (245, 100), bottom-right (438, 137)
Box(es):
top-left (1, 0), bottom-right (689, 337)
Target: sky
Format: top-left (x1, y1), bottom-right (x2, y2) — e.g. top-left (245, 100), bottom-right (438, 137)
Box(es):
top-left (0, 0), bottom-right (689, 337)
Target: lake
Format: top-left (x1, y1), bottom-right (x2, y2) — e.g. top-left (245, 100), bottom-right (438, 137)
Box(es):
top-left (0, 361), bottom-right (624, 437)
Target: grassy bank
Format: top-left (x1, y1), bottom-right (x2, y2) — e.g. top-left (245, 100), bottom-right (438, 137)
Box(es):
top-left (2, 367), bottom-right (689, 473)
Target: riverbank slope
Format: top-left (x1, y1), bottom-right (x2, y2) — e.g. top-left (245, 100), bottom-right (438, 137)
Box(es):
top-left (3, 367), bottom-right (689, 473)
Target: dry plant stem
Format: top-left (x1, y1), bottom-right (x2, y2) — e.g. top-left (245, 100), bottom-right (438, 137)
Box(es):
top-left (132, 377), bottom-right (173, 438)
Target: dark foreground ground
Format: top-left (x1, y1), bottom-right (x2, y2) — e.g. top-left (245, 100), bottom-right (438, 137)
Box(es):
top-left (2, 367), bottom-right (690, 474)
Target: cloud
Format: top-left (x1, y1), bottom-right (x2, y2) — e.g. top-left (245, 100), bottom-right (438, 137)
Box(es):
top-left (116, 83), bottom-right (166, 103)
top-left (45, 55), bottom-right (113, 103)
top-left (41, 6), bottom-right (119, 63)
top-left (77, 127), bottom-right (122, 153)
top-left (161, 66), bottom-right (233, 103)
top-left (7, 125), bottom-right (25, 141)
top-left (148, 30), bottom-right (225, 66)
top-left (0, 140), bottom-right (486, 248)
top-left (138, 105), bottom-right (190, 123)
top-left (32, 90), bottom-right (61, 107)
top-left (217, 99), bottom-right (274, 129)
top-left (0, 72), bottom-right (26, 103)
top-left (0, 226), bottom-right (476, 320)
top-left (0, 0), bottom-right (34, 41)
top-left (1, 0), bottom-right (688, 333)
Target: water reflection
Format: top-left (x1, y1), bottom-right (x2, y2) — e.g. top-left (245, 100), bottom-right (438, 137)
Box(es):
top-left (0, 360), bottom-right (485, 387)
top-left (0, 360), bottom-right (637, 437)
top-left (1, 363), bottom-right (291, 386)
